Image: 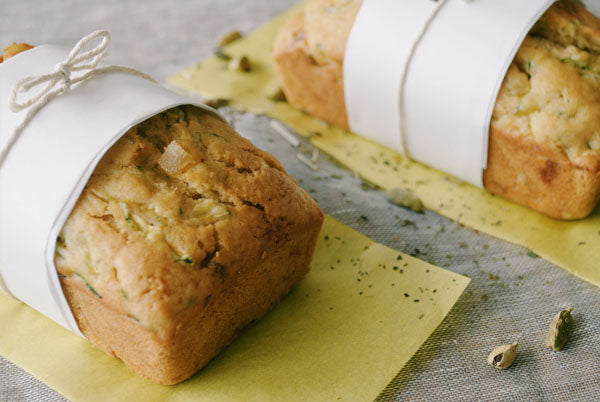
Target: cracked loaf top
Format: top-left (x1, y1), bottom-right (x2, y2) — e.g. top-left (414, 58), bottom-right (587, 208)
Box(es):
top-left (55, 106), bottom-right (322, 340)
top-left (493, 0), bottom-right (600, 169)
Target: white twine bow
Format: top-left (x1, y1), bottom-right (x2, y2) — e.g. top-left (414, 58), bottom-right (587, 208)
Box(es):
top-left (0, 29), bottom-right (155, 168)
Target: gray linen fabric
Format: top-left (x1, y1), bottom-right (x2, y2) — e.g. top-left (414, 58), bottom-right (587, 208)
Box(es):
top-left (1, 1), bottom-right (599, 401)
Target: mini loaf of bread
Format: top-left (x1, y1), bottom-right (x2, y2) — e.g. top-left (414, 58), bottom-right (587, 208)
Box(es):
top-left (273, 0), bottom-right (600, 219)
top-left (53, 106), bottom-right (323, 384)
top-left (0, 43), bottom-right (324, 385)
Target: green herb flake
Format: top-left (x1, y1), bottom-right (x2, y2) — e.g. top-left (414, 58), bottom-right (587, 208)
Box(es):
top-left (526, 250), bottom-right (539, 258)
top-left (214, 47), bottom-right (232, 61)
top-left (401, 219), bottom-right (415, 227)
top-left (205, 98), bottom-right (230, 109)
top-left (74, 273), bottom-right (101, 298)
top-left (120, 202), bottom-right (131, 222)
top-left (86, 282), bottom-right (100, 298)
top-left (128, 314), bottom-right (140, 323)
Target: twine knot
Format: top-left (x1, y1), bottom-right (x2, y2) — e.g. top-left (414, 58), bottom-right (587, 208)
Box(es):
top-left (54, 63), bottom-right (72, 91)
top-left (1, 29), bottom-right (154, 168)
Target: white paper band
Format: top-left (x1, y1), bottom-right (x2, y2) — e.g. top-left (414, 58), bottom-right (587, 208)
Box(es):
top-left (344, 0), bottom-right (556, 187)
top-left (0, 39), bottom-right (219, 335)
top-left (343, 0), bottom-right (441, 155)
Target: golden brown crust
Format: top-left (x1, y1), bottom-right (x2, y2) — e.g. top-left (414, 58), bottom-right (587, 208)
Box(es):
top-left (484, 127), bottom-right (600, 219)
top-left (273, 12), bottom-right (349, 129)
top-left (61, 231), bottom-right (314, 385)
top-left (303, 0), bottom-right (362, 64)
top-left (55, 106), bottom-right (324, 384)
top-left (273, 0), bottom-right (600, 219)
top-left (531, 0), bottom-right (600, 51)
top-left (1, 43), bottom-right (33, 63)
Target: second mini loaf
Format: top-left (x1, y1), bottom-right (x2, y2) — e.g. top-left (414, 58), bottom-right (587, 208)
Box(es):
top-left (273, 0), bottom-right (600, 220)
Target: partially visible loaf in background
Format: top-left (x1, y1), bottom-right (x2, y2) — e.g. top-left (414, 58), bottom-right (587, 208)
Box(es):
top-left (0, 42), bottom-right (33, 63)
top-left (273, 0), bottom-right (600, 219)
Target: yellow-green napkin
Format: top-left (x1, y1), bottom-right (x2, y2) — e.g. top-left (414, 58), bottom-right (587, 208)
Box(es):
top-left (0, 216), bottom-right (469, 401)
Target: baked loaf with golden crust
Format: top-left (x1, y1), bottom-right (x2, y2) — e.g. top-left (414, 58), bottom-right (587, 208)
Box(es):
top-left (49, 106), bottom-right (323, 384)
top-left (53, 106), bottom-right (323, 384)
top-left (1, 43), bottom-right (323, 385)
top-left (273, 0), bottom-right (600, 219)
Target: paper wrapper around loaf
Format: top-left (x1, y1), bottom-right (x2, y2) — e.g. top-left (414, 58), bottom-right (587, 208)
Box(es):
top-left (0, 40), bottom-right (327, 384)
top-left (0, 44), bottom-right (225, 334)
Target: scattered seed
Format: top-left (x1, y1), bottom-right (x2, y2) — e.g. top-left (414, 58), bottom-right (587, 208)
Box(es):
top-left (488, 342), bottom-right (518, 369)
top-left (267, 87), bottom-right (287, 102)
top-left (386, 187), bottom-right (424, 213)
top-left (546, 307), bottom-right (574, 351)
top-left (228, 55), bottom-right (251, 72)
top-left (217, 30), bottom-right (242, 47)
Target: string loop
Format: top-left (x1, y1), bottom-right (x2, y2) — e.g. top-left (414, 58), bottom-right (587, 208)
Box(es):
top-left (1, 30), bottom-right (155, 168)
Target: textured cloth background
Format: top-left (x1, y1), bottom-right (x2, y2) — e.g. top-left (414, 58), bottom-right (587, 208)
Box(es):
top-left (1, 0), bottom-right (599, 400)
